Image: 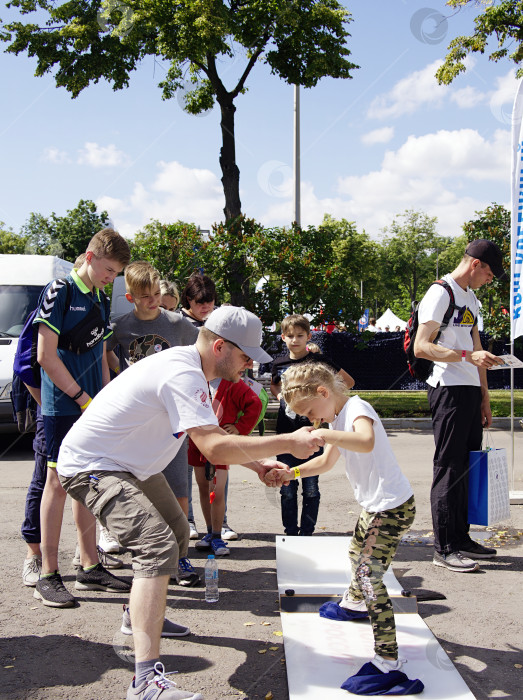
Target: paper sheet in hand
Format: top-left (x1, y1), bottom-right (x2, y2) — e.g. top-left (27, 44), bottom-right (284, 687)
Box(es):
top-left (488, 354), bottom-right (523, 369)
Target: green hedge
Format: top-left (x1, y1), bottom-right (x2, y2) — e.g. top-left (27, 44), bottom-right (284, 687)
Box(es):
top-left (356, 390), bottom-right (523, 418)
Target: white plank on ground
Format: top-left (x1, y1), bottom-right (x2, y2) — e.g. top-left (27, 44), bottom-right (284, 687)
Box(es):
top-left (276, 536), bottom-right (475, 700)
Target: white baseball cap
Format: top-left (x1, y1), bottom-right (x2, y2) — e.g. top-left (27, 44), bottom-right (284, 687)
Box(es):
top-left (204, 306), bottom-right (272, 363)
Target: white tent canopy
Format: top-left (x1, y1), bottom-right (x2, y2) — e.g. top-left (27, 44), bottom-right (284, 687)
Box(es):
top-left (375, 308), bottom-right (407, 331)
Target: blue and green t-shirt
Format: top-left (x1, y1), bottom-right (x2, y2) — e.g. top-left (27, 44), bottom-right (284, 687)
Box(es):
top-left (33, 269), bottom-right (112, 416)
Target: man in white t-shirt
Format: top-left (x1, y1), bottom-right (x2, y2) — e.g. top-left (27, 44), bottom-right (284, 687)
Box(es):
top-left (56, 305), bottom-right (323, 700)
top-left (414, 240), bottom-right (505, 574)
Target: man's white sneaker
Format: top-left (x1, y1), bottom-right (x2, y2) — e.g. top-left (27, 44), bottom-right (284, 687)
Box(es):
top-left (22, 555), bottom-right (42, 587)
top-left (221, 523), bottom-right (238, 540)
top-left (98, 526), bottom-right (120, 553)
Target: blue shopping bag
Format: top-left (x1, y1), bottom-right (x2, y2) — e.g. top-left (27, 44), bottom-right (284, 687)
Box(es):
top-left (468, 448), bottom-right (510, 526)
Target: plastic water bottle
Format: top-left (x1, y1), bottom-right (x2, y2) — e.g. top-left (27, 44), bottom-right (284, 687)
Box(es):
top-left (205, 554), bottom-right (219, 603)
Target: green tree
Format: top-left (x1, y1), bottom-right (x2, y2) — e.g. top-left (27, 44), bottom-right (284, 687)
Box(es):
top-left (130, 220), bottom-right (211, 284)
top-left (51, 199), bottom-right (111, 261)
top-left (20, 200), bottom-right (111, 260)
top-left (380, 210), bottom-right (453, 318)
top-left (20, 212), bottom-right (55, 255)
top-left (436, 1), bottom-right (523, 84)
top-left (0, 223), bottom-right (28, 253)
top-left (462, 203), bottom-right (511, 341)
top-left (1, 0), bottom-right (358, 305)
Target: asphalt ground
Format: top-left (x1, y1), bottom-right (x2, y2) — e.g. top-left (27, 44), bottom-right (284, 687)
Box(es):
top-left (0, 426), bottom-right (522, 700)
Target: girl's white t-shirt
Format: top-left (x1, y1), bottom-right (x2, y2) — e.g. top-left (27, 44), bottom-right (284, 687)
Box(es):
top-left (57, 345), bottom-right (219, 481)
top-left (331, 395), bottom-right (413, 513)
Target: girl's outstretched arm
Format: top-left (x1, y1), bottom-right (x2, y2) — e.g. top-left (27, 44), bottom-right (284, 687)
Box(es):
top-left (314, 416), bottom-right (375, 454)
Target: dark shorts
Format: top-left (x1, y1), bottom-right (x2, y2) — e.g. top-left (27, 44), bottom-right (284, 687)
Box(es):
top-left (43, 414), bottom-right (79, 468)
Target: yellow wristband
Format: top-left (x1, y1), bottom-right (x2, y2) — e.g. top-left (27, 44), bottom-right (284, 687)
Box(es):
top-left (80, 397), bottom-right (92, 410)
top-left (293, 467), bottom-right (301, 479)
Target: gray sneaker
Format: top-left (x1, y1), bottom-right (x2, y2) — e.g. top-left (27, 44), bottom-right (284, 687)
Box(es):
top-left (22, 555), bottom-right (42, 587)
top-left (34, 571), bottom-right (75, 608)
top-left (127, 661), bottom-right (203, 700)
top-left (72, 545), bottom-right (123, 569)
top-left (121, 605), bottom-right (190, 638)
top-left (433, 551), bottom-right (479, 573)
top-left (75, 563), bottom-right (131, 592)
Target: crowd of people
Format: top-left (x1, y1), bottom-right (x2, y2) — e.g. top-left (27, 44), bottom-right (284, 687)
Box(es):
top-left (15, 231), bottom-right (506, 699)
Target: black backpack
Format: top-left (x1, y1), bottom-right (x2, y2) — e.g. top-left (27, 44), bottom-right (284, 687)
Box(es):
top-left (404, 280), bottom-right (459, 382)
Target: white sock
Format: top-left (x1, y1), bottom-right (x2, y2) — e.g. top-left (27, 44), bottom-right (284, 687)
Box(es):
top-left (372, 654), bottom-right (405, 673)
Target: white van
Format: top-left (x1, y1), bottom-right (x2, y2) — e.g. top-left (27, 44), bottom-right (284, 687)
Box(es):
top-left (0, 254), bottom-right (73, 432)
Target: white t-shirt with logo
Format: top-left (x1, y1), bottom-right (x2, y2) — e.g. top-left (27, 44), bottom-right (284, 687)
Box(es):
top-left (417, 274), bottom-right (480, 388)
top-left (331, 396), bottom-right (413, 513)
top-left (57, 345), bottom-right (218, 481)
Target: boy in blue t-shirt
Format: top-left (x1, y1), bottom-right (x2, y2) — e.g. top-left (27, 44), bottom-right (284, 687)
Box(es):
top-left (33, 228), bottom-right (131, 608)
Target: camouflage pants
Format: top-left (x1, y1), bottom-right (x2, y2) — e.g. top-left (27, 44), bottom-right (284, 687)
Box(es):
top-left (348, 495), bottom-right (416, 657)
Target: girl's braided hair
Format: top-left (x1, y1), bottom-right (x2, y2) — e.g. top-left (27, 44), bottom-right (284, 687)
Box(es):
top-left (281, 362), bottom-right (349, 410)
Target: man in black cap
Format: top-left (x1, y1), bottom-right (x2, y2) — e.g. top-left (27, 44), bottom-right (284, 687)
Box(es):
top-left (414, 239), bottom-right (505, 573)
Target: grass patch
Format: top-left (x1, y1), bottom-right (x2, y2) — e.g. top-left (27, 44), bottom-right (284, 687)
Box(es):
top-left (354, 390), bottom-right (523, 418)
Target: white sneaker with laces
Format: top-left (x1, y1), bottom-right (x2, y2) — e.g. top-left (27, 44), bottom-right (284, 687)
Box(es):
top-left (126, 661), bottom-right (203, 699)
top-left (22, 555), bottom-right (42, 587)
top-left (339, 589), bottom-right (367, 612)
top-left (98, 525), bottom-right (120, 553)
top-left (221, 523), bottom-right (238, 540)
top-left (188, 521), bottom-right (199, 540)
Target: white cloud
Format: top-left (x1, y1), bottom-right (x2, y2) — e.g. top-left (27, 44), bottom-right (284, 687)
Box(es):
top-left (42, 147), bottom-right (71, 164)
top-left (96, 160), bottom-right (224, 238)
top-left (450, 86), bottom-right (487, 109)
top-left (361, 127), bottom-right (395, 145)
top-left (261, 128), bottom-right (510, 239)
top-left (367, 60), bottom-right (447, 119)
top-left (489, 68), bottom-right (519, 126)
top-left (77, 142), bottom-right (131, 168)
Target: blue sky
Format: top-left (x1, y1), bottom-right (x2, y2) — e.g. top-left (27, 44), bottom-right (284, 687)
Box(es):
top-left (0, 0), bottom-right (518, 242)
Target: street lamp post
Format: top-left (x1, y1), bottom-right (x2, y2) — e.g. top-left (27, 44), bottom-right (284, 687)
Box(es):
top-left (294, 85), bottom-right (300, 228)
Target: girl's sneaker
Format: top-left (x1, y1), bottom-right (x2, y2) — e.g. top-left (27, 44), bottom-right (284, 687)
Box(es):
top-left (339, 590), bottom-right (367, 612)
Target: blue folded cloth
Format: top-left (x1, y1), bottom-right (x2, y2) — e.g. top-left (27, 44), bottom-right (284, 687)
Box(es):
top-left (341, 662), bottom-right (424, 695)
top-left (319, 600), bottom-right (369, 621)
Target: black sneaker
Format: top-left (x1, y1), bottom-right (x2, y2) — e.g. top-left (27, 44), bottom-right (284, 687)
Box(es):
top-left (34, 571), bottom-right (75, 608)
top-left (433, 551), bottom-right (479, 573)
top-left (75, 563), bottom-right (131, 592)
top-left (459, 539), bottom-right (497, 559)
